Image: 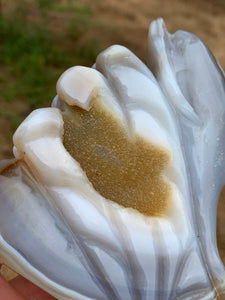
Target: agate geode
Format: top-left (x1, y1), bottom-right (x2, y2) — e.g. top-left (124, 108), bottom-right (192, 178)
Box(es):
top-left (0, 18), bottom-right (225, 300)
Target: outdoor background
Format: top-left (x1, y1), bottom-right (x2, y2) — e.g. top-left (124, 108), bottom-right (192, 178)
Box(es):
top-left (0, 0), bottom-right (225, 264)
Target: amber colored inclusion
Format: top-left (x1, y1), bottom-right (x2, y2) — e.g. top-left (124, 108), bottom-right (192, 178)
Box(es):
top-left (62, 99), bottom-right (172, 216)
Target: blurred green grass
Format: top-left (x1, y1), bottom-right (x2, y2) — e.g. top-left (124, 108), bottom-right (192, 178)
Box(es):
top-left (0, 0), bottom-right (99, 110)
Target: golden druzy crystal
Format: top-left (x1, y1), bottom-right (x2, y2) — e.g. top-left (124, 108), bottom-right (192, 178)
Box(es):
top-left (63, 99), bottom-right (172, 216)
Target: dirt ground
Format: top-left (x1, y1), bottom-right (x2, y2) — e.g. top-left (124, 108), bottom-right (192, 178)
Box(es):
top-left (1, 0), bottom-right (225, 269)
